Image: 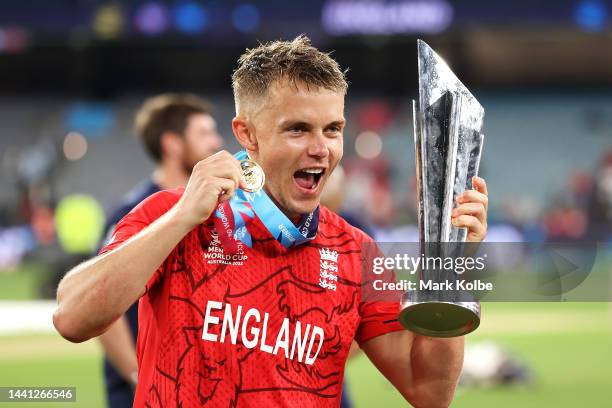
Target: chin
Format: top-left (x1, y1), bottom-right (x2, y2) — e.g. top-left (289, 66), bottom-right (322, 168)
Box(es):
top-left (297, 201), bottom-right (320, 215)
top-left (286, 199), bottom-right (319, 217)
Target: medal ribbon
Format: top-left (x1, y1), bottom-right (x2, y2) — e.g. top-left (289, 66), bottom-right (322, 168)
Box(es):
top-left (213, 151), bottom-right (319, 252)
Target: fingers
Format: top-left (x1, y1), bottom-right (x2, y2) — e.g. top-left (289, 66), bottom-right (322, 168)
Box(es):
top-left (195, 151), bottom-right (245, 189)
top-left (209, 165), bottom-right (242, 190)
top-left (216, 151), bottom-right (247, 190)
top-left (452, 214), bottom-right (486, 242)
top-left (452, 176), bottom-right (489, 242)
top-left (457, 189), bottom-right (488, 212)
top-left (226, 154), bottom-right (247, 189)
top-left (452, 202), bottom-right (486, 227)
top-left (176, 150), bottom-right (249, 227)
top-left (213, 177), bottom-right (238, 203)
top-left (472, 176), bottom-right (488, 196)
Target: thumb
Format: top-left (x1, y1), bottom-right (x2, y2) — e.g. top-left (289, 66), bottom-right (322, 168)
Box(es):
top-left (472, 176), bottom-right (488, 195)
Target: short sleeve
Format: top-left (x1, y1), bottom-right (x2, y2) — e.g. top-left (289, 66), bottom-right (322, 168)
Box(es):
top-left (98, 189), bottom-right (183, 292)
top-left (355, 301), bottom-right (404, 346)
top-left (354, 231), bottom-right (405, 346)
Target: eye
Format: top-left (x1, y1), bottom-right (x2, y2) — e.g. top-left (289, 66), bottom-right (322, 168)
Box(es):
top-left (325, 125), bottom-right (343, 135)
top-left (288, 125), bottom-right (307, 134)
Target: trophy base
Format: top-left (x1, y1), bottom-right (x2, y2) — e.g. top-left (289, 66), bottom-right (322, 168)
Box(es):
top-left (399, 298), bottom-right (480, 338)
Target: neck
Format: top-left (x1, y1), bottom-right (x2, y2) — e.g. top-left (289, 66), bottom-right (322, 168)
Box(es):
top-left (153, 161), bottom-right (189, 190)
top-left (263, 185), bottom-right (303, 223)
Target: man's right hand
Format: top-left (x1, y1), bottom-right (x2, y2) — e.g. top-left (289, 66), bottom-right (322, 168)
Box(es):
top-left (173, 151), bottom-right (246, 228)
top-left (54, 151), bottom-right (246, 343)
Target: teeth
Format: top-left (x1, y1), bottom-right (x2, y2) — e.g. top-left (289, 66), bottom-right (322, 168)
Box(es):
top-left (303, 168), bottom-right (323, 174)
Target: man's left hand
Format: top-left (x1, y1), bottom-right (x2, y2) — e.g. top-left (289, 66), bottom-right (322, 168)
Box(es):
top-left (451, 176), bottom-right (488, 243)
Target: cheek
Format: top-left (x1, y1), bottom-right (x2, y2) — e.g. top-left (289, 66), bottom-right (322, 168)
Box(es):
top-left (329, 138), bottom-right (343, 162)
top-left (258, 146), bottom-right (287, 185)
top-left (261, 138), bottom-right (296, 166)
top-left (184, 135), bottom-right (201, 152)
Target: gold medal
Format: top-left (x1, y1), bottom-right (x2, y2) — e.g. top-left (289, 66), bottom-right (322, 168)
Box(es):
top-left (240, 159), bottom-right (265, 192)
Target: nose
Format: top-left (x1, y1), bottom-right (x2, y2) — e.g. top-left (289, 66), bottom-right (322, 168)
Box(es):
top-left (307, 131), bottom-right (329, 159)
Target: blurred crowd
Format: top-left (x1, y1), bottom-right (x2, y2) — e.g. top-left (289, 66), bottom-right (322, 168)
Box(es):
top-left (0, 94), bottom-right (610, 276)
top-left (539, 152), bottom-right (612, 242)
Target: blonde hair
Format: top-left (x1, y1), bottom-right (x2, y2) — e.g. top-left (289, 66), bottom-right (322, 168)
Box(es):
top-left (231, 35), bottom-right (348, 114)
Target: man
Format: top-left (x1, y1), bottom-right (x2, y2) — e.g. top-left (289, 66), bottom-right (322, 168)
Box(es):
top-left (54, 36), bottom-right (488, 407)
top-left (97, 94), bottom-right (223, 407)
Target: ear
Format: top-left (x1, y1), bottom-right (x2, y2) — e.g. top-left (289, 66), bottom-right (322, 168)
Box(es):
top-left (160, 131), bottom-right (183, 160)
top-left (232, 117), bottom-right (258, 153)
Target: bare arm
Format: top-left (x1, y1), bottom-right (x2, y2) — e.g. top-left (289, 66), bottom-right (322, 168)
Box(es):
top-left (98, 316), bottom-right (139, 389)
top-left (54, 206), bottom-right (193, 342)
top-left (53, 151), bottom-right (245, 343)
top-left (361, 331), bottom-right (464, 408)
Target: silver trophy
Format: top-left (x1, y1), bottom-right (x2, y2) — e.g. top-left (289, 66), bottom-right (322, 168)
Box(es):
top-left (398, 40), bottom-right (484, 337)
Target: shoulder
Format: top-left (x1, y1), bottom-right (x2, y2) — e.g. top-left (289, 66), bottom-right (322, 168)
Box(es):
top-left (128, 188), bottom-right (184, 221)
top-left (98, 188), bottom-right (184, 255)
top-left (319, 205), bottom-right (374, 245)
top-left (106, 181), bottom-right (161, 227)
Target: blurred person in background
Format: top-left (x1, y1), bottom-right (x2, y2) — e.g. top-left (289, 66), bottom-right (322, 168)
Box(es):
top-left (320, 164), bottom-right (374, 238)
top-left (97, 93), bottom-right (223, 407)
top-left (587, 150), bottom-right (612, 241)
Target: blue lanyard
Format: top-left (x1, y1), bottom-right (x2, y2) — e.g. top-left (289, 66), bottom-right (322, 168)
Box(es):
top-left (214, 151), bottom-right (319, 249)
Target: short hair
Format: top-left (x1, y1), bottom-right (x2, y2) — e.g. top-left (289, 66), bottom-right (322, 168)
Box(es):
top-left (231, 35), bottom-right (348, 115)
top-left (134, 93), bottom-right (213, 162)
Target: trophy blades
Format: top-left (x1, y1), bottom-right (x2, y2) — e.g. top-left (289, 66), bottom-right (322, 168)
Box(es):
top-left (417, 39), bottom-right (484, 133)
top-left (449, 128), bottom-right (485, 243)
top-left (418, 39), bottom-right (485, 246)
top-left (441, 92), bottom-right (462, 244)
top-left (421, 91), bottom-right (454, 248)
top-left (413, 100), bottom-right (425, 250)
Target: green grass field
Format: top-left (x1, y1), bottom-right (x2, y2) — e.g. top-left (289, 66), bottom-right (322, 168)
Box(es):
top-left (0, 303), bottom-right (610, 407)
top-left (347, 302), bottom-right (612, 408)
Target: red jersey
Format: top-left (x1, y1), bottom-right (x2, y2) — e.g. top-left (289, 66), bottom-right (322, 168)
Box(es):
top-left (101, 189), bottom-right (403, 408)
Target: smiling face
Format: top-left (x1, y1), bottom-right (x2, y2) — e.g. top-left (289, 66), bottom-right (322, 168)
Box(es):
top-left (237, 80), bottom-right (345, 218)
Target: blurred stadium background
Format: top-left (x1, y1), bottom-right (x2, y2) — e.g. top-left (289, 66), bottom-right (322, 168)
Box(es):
top-left (0, 1), bottom-right (611, 407)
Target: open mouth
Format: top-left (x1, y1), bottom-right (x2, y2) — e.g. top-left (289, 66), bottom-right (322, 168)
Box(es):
top-left (293, 167), bottom-right (325, 192)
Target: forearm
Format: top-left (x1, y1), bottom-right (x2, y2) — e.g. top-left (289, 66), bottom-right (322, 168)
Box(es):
top-left (54, 207), bottom-right (193, 342)
top-left (98, 316), bottom-right (138, 388)
top-left (408, 335), bottom-right (464, 408)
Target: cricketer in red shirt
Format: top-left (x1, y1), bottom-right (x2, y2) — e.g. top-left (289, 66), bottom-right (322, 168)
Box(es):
top-left (101, 189), bottom-right (403, 407)
top-left (55, 36), bottom-right (486, 408)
